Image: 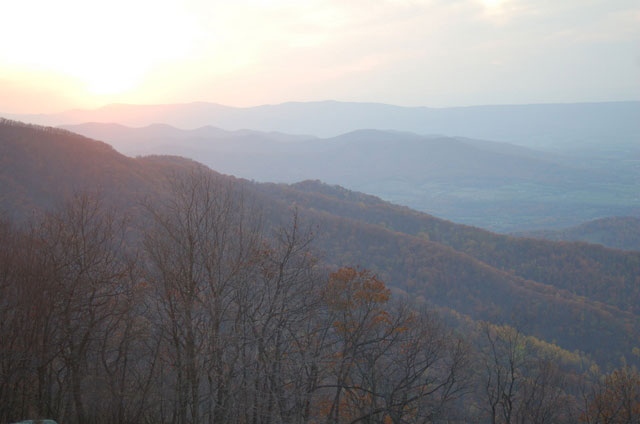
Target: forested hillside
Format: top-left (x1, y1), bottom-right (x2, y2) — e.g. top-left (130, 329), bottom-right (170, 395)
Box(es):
top-left (516, 216), bottom-right (640, 251)
top-left (1, 119), bottom-right (639, 423)
top-left (2, 119), bottom-right (639, 365)
top-left (256, 180), bottom-right (640, 314)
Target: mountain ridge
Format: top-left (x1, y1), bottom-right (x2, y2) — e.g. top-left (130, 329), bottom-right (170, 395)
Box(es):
top-left (1, 118), bottom-right (639, 368)
top-left (58, 121), bottom-right (640, 232)
top-left (515, 216), bottom-right (640, 251)
top-left (6, 100), bottom-right (638, 148)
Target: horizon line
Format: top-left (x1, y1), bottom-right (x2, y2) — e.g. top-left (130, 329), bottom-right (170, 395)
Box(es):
top-left (5, 98), bottom-right (640, 117)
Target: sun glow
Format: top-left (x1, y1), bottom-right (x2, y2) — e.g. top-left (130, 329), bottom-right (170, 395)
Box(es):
top-left (62, 48), bottom-right (152, 96)
top-left (0, 0), bottom-right (199, 101)
top-left (0, 0), bottom-right (637, 113)
top-left (480, 0), bottom-right (506, 8)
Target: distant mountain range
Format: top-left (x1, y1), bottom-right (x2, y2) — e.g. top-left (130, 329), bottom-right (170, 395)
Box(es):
top-left (7, 100), bottom-right (640, 152)
top-left (515, 217), bottom-right (640, 251)
top-left (1, 118), bottom-right (639, 369)
top-left (61, 122), bottom-right (640, 232)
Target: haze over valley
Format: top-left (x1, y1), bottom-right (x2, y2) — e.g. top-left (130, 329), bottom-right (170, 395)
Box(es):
top-left (57, 101), bottom-right (640, 232)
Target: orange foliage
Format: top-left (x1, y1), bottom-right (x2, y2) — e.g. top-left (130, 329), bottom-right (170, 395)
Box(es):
top-left (582, 367), bottom-right (640, 423)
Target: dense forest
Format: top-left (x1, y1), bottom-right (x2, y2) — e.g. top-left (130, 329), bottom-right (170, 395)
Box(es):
top-left (1, 119), bottom-right (640, 423)
top-left (515, 217), bottom-right (640, 252)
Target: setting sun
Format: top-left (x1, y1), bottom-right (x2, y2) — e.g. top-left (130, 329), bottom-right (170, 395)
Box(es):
top-left (1, 0), bottom-right (198, 103)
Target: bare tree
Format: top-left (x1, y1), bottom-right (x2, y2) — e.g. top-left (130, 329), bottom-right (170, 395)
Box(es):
top-left (33, 193), bottom-right (136, 423)
top-left (479, 323), bottom-right (570, 424)
top-left (0, 218), bottom-right (39, 422)
top-left (142, 170), bottom-right (264, 424)
top-left (316, 268), bottom-right (471, 424)
top-left (1, 176), bottom-right (492, 424)
top-left (226, 211), bottom-right (325, 424)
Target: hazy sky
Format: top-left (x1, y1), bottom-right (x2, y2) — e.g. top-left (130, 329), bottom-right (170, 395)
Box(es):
top-left (1, 0), bottom-right (638, 113)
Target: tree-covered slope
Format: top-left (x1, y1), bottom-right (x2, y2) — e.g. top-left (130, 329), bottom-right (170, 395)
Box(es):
top-left (516, 216), bottom-right (640, 251)
top-left (1, 118), bottom-right (639, 367)
top-left (256, 180), bottom-right (640, 315)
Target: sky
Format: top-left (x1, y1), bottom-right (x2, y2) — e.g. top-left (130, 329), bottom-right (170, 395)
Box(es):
top-left (1, 0), bottom-right (639, 113)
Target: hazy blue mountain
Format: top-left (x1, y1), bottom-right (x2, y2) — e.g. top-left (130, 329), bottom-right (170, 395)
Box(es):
top-left (515, 217), bottom-right (640, 251)
top-left (9, 100), bottom-right (640, 152)
top-left (61, 122), bottom-right (314, 156)
top-left (61, 123), bottom-right (640, 232)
